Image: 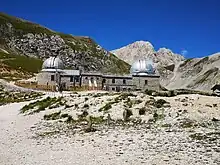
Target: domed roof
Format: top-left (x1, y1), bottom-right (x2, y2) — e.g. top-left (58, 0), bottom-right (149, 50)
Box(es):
top-left (131, 59), bottom-right (156, 75)
top-left (42, 56), bottom-right (64, 69)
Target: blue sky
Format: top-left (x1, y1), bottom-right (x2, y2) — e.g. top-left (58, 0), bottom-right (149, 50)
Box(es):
top-left (1, 0), bottom-right (220, 58)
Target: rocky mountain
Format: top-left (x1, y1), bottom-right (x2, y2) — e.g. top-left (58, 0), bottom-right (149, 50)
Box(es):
top-left (112, 41), bottom-right (220, 91)
top-left (163, 53), bottom-right (220, 91)
top-left (111, 41), bottom-right (184, 66)
top-left (0, 12), bottom-right (129, 80)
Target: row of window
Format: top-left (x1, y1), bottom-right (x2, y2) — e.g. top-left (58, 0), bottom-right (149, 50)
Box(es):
top-left (51, 75), bottom-right (80, 83)
top-left (51, 75), bottom-right (148, 85)
top-left (111, 87), bottom-right (131, 91)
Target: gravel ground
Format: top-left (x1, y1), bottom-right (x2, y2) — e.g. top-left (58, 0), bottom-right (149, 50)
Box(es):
top-left (0, 92), bottom-right (220, 165)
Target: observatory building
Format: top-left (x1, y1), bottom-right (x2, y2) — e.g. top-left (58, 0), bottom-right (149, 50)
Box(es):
top-left (36, 56), bottom-right (160, 92)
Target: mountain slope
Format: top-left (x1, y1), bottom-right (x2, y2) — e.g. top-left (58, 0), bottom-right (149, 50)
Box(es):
top-left (164, 53), bottom-right (220, 91)
top-left (112, 41), bottom-right (220, 91)
top-left (111, 41), bottom-right (184, 66)
top-left (0, 12), bottom-right (130, 80)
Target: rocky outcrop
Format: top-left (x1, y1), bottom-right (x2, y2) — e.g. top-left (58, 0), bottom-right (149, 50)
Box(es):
top-left (0, 13), bottom-right (129, 74)
top-left (111, 41), bottom-right (184, 66)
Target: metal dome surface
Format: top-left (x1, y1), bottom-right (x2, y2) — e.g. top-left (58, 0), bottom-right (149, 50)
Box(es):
top-left (131, 59), bottom-right (155, 75)
top-left (42, 56), bottom-right (64, 69)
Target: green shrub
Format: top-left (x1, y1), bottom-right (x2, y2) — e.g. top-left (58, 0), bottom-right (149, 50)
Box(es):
top-left (20, 97), bottom-right (64, 114)
top-left (44, 111), bottom-right (61, 120)
top-left (139, 107), bottom-right (146, 115)
top-left (155, 99), bottom-right (167, 108)
top-left (99, 103), bottom-right (112, 112)
top-left (83, 104), bottom-right (89, 109)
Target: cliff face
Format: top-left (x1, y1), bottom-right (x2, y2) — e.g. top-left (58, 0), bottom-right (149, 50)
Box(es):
top-left (0, 13), bottom-right (130, 80)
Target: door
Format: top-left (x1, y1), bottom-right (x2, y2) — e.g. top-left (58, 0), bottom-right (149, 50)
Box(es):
top-left (116, 86), bottom-right (120, 92)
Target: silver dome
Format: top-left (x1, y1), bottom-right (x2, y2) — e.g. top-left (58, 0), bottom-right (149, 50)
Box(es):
top-left (42, 56), bottom-right (64, 69)
top-left (131, 59), bottom-right (156, 75)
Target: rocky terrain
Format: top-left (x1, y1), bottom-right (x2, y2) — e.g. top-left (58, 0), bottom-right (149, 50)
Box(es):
top-left (0, 12), bottom-right (129, 78)
top-left (111, 40), bottom-right (184, 66)
top-left (112, 41), bottom-right (220, 91)
top-left (162, 53), bottom-right (220, 91)
top-left (0, 90), bottom-right (219, 165)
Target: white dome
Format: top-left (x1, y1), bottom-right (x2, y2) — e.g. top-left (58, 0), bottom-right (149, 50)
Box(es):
top-left (131, 59), bottom-right (156, 75)
top-left (42, 56), bottom-right (64, 69)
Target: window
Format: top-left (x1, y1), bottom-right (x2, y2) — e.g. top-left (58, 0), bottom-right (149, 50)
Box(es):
top-left (97, 77), bottom-right (99, 80)
top-left (75, 76), bottom-right (79, 82)
top-left (103, 79), bottom-right (106, 83)
top-left (51, 75), bottom-right (55, 81)
top-left (123, 88), bottom-right (127, 91)
top-left (112, 79), bottom-right (115, 84)
top-left (123, 79), bottom-right (126, 84)
top-left (145, 80), bottom-right (148, 85)
top-left (70, 76), bottom-right (74, 82)
top-left (91, 77), bottom-right (94, 83)
top-left (85, 77), bottom-right (88, 80)
top-left (112, 87), bottom-right (115, 91)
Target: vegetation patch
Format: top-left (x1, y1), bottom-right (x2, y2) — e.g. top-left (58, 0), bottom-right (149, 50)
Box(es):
top-left (139, 107), bottom-right (147, 115)
top-left (99, 102), bottom-right (112, 112)
top-left (0, 88), bottom-right (43, 105)
top-left (179, 118), bottom-right (197, 128)
top-left (155, 99), bottom-right (167, 108)
top-left (20, 97), bottom-right (65, 114)
top-left (153, 110), bottom-right (165, 122)
top-left (190, 132), bottom-right (220, 142)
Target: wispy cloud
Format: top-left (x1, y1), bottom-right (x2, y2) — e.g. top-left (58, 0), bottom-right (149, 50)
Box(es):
top-left (181, 49), bottom-right (188, 57)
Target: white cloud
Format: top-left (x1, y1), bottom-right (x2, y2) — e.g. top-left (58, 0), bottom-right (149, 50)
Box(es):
top-left (181, 49), bottom-right (188, 56)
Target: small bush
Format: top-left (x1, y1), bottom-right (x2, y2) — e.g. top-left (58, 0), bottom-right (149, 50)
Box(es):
top-left (99, 103), bottom-right (112, 112)
top-left (155, 99), bottom-right (167, 108)
top-left (139, 107), bottom-right (146, 115)
top-left (44, 111), bottom-right (61, 120)
top-left (83, 104), bottom-right (89, 109)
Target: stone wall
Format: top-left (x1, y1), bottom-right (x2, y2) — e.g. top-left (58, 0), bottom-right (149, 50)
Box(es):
top-left (132, 76), bottom-right (160, 91)
top-left (37, 72), bottom-right (57, 86)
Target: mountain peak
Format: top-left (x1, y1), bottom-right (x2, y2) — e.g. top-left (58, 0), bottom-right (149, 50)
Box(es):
top-left (111, 41), bottom-right (184, 66)
top-left (129, 40), bottom-right (153, 47)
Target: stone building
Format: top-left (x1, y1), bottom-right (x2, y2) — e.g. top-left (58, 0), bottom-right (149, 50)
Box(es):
top-left (36, 56), bottom-right (160, 92)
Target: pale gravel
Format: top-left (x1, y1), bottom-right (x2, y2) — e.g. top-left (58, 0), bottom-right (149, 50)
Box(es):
top-left (0, 93), bottom-right (220, 165)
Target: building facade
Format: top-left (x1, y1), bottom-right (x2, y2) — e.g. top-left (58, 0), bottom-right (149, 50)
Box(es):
top-left (36, 56), bottom-right (160, 92)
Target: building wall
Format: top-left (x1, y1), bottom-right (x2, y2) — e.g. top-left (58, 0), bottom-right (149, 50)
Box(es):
top-left (37, 72), bottom-right (57, 86)
top-left (37, 70), bottom-right (160, 92)
top-left (81, 75), bottom-right (103, 89)
top-left (103, 77), bottom-right (134, 92)
top-left (60, 76), bottom-right (81, 90)
top-left (132, 76), bottom-right (160, 91)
